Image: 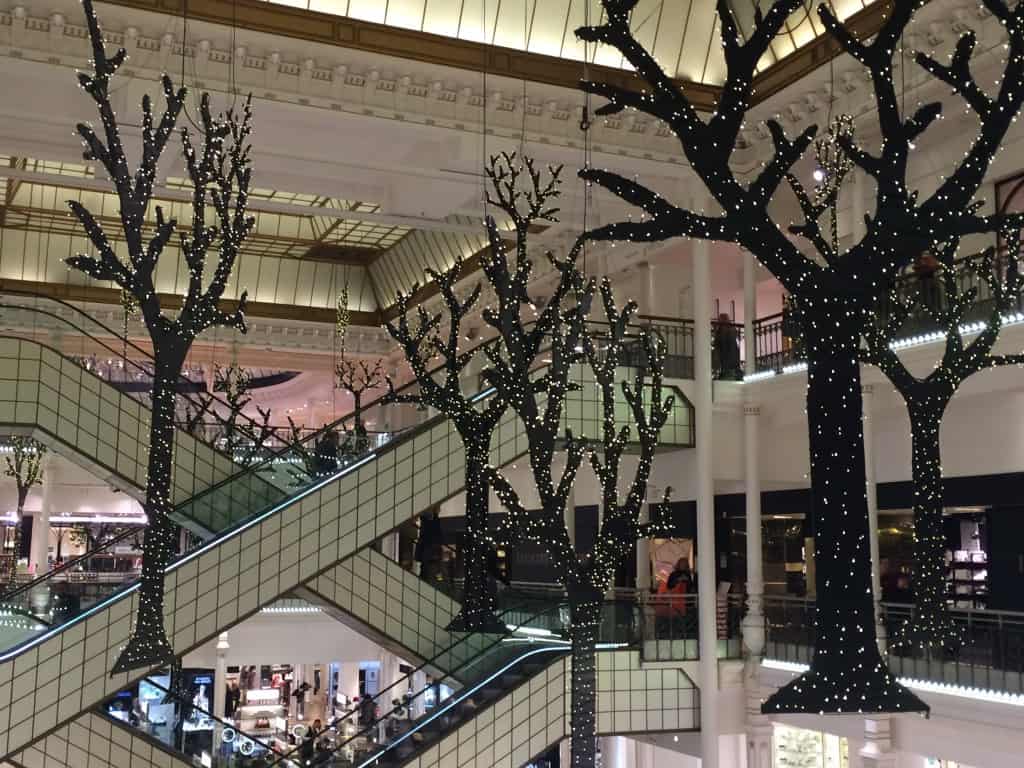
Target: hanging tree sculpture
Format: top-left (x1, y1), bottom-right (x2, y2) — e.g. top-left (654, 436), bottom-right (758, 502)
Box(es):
top-left (483, 274), bottom-right (672, 768)
top-left (67, 0), bottom-right (255, 671)
top-left (574, 0), bottom-right (1024, 712)
top-left (335, 358), bottom-right (386, 457)
top-left (383, 153), bottom-right (581, 633)
top-left (214, 364), bottom-right (276, 463)
top-left (860, 234), bottom-right (1024, 650)
top-left (3, 437), bottom-right (46, 578)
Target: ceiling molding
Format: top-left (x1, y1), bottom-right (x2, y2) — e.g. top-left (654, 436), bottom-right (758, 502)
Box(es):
top-left (97, 0), bottom-right (891, 109)
top-left (750, 0), bottom-right (895, 105)
top-left (0, 278), bottom-right (383, 327)
top-left (99, 0), bottom-right (720, 108)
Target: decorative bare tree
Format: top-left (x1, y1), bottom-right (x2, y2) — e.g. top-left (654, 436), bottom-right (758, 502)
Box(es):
top-left (214, 364), bottom-right (276, 463)
top-left (3, 437), bottom-right (46, 577)
top-left (335, 358), bottom-right (386, 454)
top-left (67, 0), bottom-right (255, 672)
top-left (383, 153), bottom-right (579, 633)
top-left (574, 0), bottom-right (1024, 712)
top-left (483, 277), bottom-right (673, 768)
top-left (861, 235), bottom-right (1024, 650)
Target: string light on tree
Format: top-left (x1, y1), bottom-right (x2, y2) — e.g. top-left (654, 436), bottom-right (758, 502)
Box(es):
top-left (571, 0), bottom-right (1024, 714)
top-left (67, 0), bottom-right (256, 673)
top-left (861, 233), bottom-right (1024, 651)
top-left (384, 153), bottom-right (580, 634)
top-left (479, 223), bottom-right (674, 768)
top-left (3, 436), bottom-right (46, 581)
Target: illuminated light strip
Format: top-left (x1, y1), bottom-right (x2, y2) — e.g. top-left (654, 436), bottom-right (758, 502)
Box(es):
top-left (745, 311), bottom-right (1024, 382)
top-left (510, 625), bottom-right (555, 637)
top-left (762, 659), bottom-right (1024, 707)
top-left (354, 645), bottom-right (566, 768)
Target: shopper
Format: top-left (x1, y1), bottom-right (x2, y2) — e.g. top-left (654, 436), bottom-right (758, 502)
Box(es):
top-left (397, 516), bottom-right (419, 572)
top-left (358, 695), bottom-right (377, 734)
top-left (714, 313), bottom-right (742, 380)
top-left (313, 429), bottom-right (341, 477)
top-left (415, 509), bottom-right (443, 584)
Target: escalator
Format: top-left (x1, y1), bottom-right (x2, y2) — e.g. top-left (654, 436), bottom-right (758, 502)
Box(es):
top-left (0, 299), bottom-right (695, 759)
top-left (0, 291), bottom-right (288, 506)
top-left (50, 596), bottom-right (698, 768)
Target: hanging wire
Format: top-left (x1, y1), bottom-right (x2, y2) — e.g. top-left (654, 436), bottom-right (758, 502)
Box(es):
top-left (580, 0), bottom-right (594, 277)
top-left (481, 0), bottom-right (489, 222)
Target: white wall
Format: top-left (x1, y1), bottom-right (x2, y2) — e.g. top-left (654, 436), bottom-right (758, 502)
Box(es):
top-left (183, 610), bottom-right (391, 669)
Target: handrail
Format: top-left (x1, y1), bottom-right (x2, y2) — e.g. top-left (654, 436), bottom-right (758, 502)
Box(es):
top-left (0, 527), bottom-right (140, 600)
top-left (106, 674), bottom-right (279, 756)
top-left (0, 292), bottom-right (276, 454)
top-left (265, 599), bottom-right (572, 768)
top-left (175, 316), bottom-right (677, 517)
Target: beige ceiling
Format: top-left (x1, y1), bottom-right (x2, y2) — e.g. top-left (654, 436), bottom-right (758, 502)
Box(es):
top-left (261, 0), bottom-right (870, 84)
top-left (0, 156), bottom-right (495, 317)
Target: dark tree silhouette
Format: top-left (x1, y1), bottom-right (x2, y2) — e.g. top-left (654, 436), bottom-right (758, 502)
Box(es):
top-left (574, 0), bottom-right (1024, 713)
top-left (861, 236), bottom-right (1024, 650)
top-left (383, 153), bottom-right (580, 633)
top-left (67, 0), bottom-right (255, 672)
top-left (335, 358), bottom-right (385, 456)
top-left (214, 364), bottom-right (276, 463)
top-left (3, 436), bottom-right (46, 577)
top-left (484, 277), bottom-right (673, 768)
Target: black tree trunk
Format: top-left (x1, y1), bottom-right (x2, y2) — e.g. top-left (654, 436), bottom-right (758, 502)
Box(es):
top-left (895, 400), bottom-right (962, 650)
top-left (446, 447), bottom-right (505, 633)
top-left (113, 348), bottom-right (183, 673)
top-left (763, 302), bottom-right (925, 713)
top-left (568, 584), bottom-right (602, 768)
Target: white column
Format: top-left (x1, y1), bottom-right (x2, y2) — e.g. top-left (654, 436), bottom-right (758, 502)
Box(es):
top-left (566, 484), bottom-right (577, 551)
top-left (410, 670), bottom-right (427, 719)
top-left (636, 539), bottom-right (651, 592)
top-left (741, 403), bottom-right (764, 658)
top-left (646, 262), bottom-right (657, 315)
top-left (381, 532), bottom-right (399, 561)
top-left (559, 738), bottom-right (571, 768)
top-left (743, 254), bottom-right (757, 377)
top-left (693, 236), bottom-right (719, 768)
top-left (862, 385), bottom-right (885, 649)
top-left (859, 716), bottom-right (898, 768)
top-left (851, 168), bottom-right (868, 242)
top-left (213, 632), bottom-right (229, 754)
top-left (634, 739), bottom-right (654, 768)
top-left (30, 454), bottom-right (55, 574)
top-left (599, 736), bottom-right (629, 768)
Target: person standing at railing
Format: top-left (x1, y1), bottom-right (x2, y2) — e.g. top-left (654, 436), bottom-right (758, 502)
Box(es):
top-left (913, 250), bottom-right (944, 314)
top-left (714, 314), bottom-right (742, 380)
top-left (415, 509), bottom-right (444, 584)
top-left (313, 429), bottom-right (341, 477)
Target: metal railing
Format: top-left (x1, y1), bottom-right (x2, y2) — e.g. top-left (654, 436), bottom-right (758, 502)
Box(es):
top-left (751, 247), bottom-right (1024, 373)
top-left (763, 595), bottom-right (1024, 695)
top-left (636, 592), bottom-right (745, 662)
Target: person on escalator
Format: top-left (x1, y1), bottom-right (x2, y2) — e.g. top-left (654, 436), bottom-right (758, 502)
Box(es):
top-left (313, 429), bottom-right (341, 477)
top-left (415, 509), bottom-right (444, 584)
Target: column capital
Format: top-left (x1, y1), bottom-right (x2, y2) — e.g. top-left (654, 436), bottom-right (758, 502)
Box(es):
top-left (743, 403), bottom-right (761, 417)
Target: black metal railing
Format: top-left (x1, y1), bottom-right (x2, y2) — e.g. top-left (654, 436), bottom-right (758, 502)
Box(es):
top-left (751, 248), bottom-right (1024, 374)
top-left (763, 595), bottom-right (1024, 695)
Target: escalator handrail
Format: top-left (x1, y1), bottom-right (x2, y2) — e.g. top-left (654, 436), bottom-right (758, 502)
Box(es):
top-left (103, 674), bottom-right (279, 755)
top-left (265, 599), bottom-right (572, 768)
top-left (0, 324), bottom-right (690, 661)
top-left (0, 291), bottom-right (284, 449)
top-left (177, 315), bottom-right (692, 518)
top-left (100, 598), bottom-right (568, 766)
top-left (0, 526), bottom-right (140, 600)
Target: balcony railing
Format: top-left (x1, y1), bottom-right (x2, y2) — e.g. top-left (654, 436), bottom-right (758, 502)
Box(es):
top-left (751, 248), bottom-right (1024, 374)
top-left (763, 595), bottom-right (1024, 695)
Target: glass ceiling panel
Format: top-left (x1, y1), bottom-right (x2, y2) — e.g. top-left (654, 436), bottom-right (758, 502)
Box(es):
top-left (250, 0), bottom-right (868, 84)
